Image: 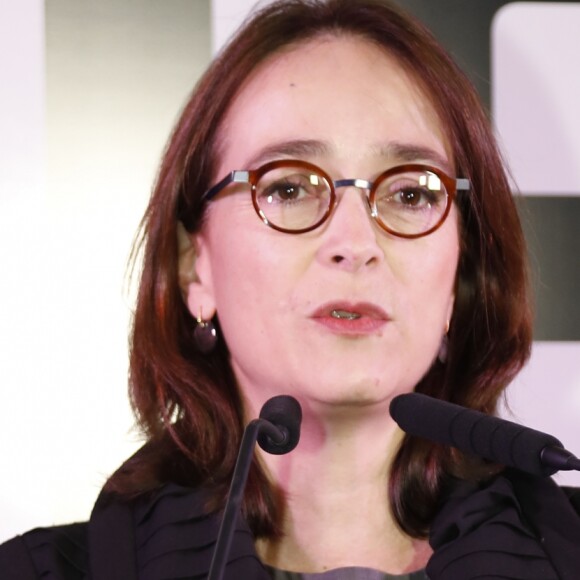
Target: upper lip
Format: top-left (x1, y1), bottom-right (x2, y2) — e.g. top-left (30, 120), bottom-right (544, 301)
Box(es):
top-left (310, 301), bottom-right (390, 320)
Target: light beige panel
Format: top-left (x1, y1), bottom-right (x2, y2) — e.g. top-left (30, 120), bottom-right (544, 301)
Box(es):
top-left (0, 0), bottom-right (211, 542)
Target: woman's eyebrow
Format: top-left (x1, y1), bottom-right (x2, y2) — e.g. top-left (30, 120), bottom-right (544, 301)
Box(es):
top-left (243, 139), bottom-right (452, 174)
top-left (245, 139), bottom-right (331, 168)
top-left (372, 142), bottom-right (453, 174)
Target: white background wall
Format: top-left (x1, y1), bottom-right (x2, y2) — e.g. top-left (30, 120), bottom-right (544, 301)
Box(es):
top-left (0, 0), bottom-right (578, 544)
top-left (0, 0), bottom-right (211, 541)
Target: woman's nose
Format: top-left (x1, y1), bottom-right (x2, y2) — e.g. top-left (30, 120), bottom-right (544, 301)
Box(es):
top-left (315, 187), bottom-right (384, 272)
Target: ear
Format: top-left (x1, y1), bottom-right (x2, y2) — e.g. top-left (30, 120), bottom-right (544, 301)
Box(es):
top-left (177, 222), bottom-right (216, 321)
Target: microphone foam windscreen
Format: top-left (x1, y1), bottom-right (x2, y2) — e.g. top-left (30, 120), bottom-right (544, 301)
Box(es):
top-left (390, 393), bottom-right (563, 476)
top-left (258, 395), bottom-right (302, 455)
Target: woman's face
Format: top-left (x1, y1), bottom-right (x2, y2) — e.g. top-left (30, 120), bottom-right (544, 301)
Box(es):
top-left (185, 36), bottom-right (460, 416)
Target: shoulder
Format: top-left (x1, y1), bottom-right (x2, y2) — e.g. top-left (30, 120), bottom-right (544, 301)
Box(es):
top-left (128, 482), bottom-right (269, 579)
top-left (0, 522), bottom-right (88, 580)
top-left (0, 481), bottom-right (269, 579)
top-left (427, 472), bottom-right (580, 580)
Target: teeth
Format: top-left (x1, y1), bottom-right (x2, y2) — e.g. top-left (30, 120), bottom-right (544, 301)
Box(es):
top-left (331, 309), bottom-right (361, 320)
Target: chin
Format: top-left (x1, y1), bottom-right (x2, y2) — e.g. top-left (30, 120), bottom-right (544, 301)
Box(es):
top-left (308, 379), bottom-right (397, 410)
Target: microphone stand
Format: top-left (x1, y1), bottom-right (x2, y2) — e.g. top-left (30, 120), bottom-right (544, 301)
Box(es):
top-left (207, 419), bottom-right (283, 580)
top-left (208, 395), bottom-right (301, 580)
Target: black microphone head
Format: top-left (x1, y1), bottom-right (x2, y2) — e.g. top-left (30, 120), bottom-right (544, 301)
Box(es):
top-left (389, 392), bottom-right (565, 477)
top-left (257, 395), bottom-right (302, 455)
top-left (389, 393), bottom-right (429, 433)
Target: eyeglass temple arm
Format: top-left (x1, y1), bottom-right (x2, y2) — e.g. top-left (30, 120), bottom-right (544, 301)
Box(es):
top-left (202, 170), bottom-right (251, 202)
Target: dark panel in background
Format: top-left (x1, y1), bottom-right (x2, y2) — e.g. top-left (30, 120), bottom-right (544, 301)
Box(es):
top-left (393, 0), bottom-right (505, 107)
top-left (518, 198), bottom-right (580, 341)
top-left (394, 0), bottom-right (580, 341)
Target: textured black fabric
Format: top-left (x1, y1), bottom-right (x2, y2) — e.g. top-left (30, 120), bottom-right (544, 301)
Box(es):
top-left (89, 490), bottom-right (136, 578)
top-left (0, 534), bottom-right (39, 580)
top-left (427, 472), bottom-right (580, 579)
top-left (132, 483), bottom-right (269, 579)
top-left (1, 474), bottom-right (579, 579)
top-left (1, 523), bottom-right (90, 580)
top-left (564, 486), bottom-right (580, 513)
top-left (508, 472), bottom-right (580, 580)
top-left (0, 485), bottom-right (269, 580)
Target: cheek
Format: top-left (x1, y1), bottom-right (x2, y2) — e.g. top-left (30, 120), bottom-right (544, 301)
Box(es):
top-left (205, 212), bottom-right (295, 316)
top-left (394, 223), bottom-right (460, 324)
top-left (429, 237), bottom-right (460, 320)
top-left (424, 240), bottom-right (459, 290)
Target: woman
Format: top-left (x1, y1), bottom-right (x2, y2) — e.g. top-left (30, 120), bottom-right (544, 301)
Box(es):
top-left (2, 1), bottom-right (578, 578)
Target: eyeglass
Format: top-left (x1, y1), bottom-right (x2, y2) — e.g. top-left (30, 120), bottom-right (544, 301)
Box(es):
top-left (201, 159), bottom-right (470, 239)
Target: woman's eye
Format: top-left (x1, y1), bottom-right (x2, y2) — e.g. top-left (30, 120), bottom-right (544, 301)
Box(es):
top-left (377, 176), bottom-right (442, 211)
top-left (268, 181), bottom-right (304, 201)
top-left (394, 187), bottom-right (434, 208)
top-left (260, 174), bottom-right (319, 203)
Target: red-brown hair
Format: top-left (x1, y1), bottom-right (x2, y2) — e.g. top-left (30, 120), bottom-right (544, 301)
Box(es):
top-left (107, 0), bottom-right (532, 539)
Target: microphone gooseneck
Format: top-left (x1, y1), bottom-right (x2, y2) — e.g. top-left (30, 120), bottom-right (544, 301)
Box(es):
top-left (389, 392), bottom-right (580, 477)
top-left (207, 395), bottom-right (302, 580)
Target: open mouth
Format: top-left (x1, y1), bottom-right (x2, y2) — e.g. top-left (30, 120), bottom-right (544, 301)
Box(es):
top-left (312, 301), bottom-right (389, 322)
top-left (310, 302), bottom-right (389, 335)
top-left (330, 309), bottom-right (362, 320)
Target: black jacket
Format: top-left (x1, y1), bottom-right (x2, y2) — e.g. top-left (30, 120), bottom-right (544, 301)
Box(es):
top-left (1, 470), bottom-right (579, 579)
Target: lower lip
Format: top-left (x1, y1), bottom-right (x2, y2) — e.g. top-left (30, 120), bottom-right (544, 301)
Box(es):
top-left (311, 315), bottom-right (388, 335)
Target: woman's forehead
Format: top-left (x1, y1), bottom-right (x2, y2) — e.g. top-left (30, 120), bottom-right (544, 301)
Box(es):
top-left (214, 34), bottom-right (451, 175)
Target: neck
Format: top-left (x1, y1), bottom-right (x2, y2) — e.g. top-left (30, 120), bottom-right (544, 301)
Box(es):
top-left (254, 399), bottom-right (431, 574)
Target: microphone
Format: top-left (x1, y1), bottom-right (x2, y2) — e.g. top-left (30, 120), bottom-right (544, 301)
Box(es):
top-left (257, 394), bottom-right (302, 454)
top-left (389, 392), bottom-right (580, 477)
top-left (208, 395), bottom-right (302, 580)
